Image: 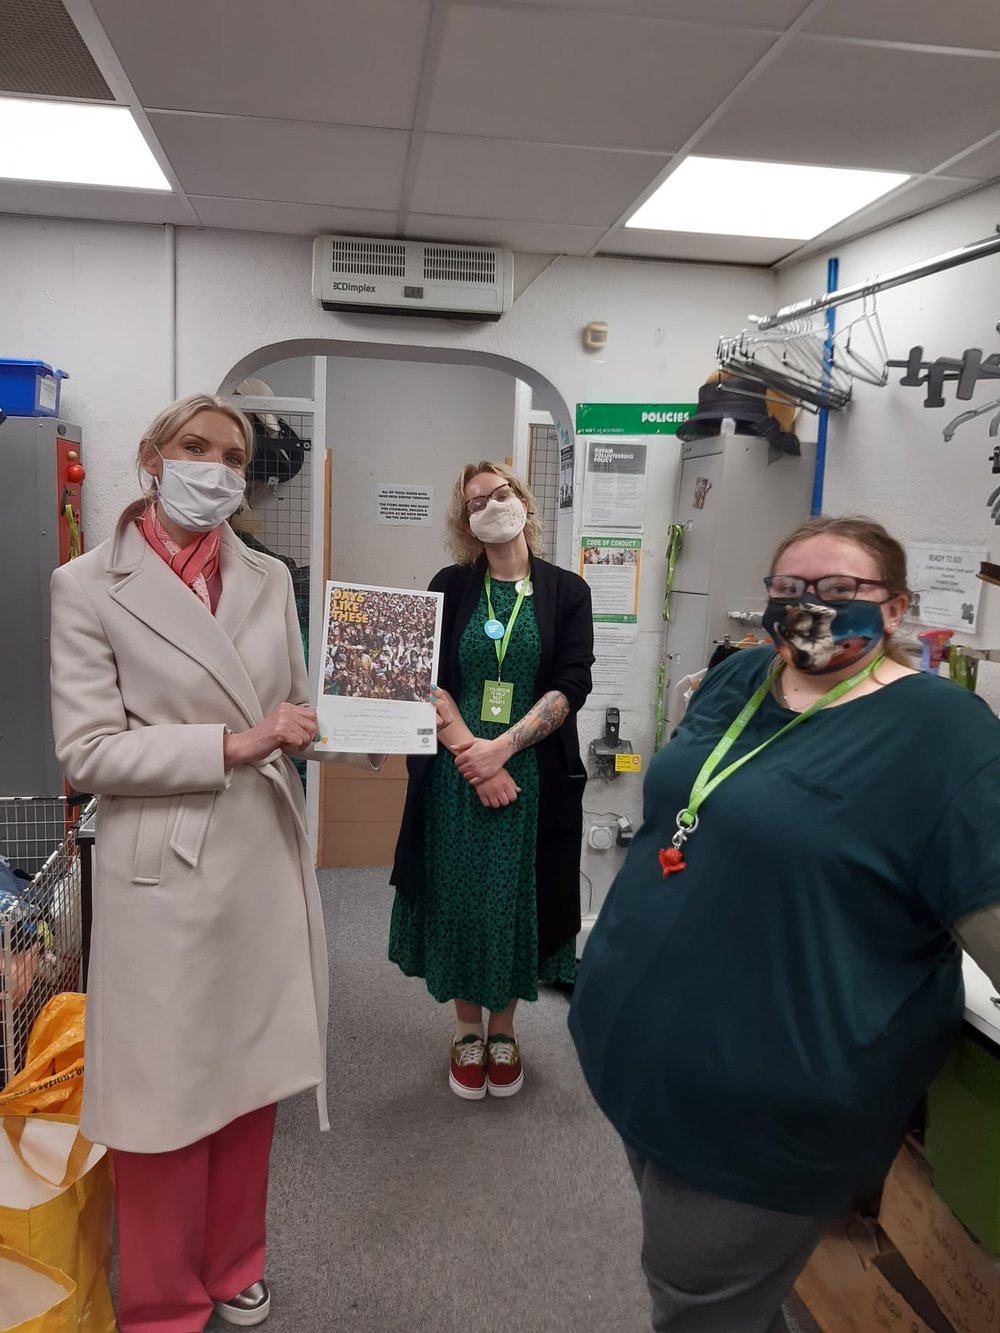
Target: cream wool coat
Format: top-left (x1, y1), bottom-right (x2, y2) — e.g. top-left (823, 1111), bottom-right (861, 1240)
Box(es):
top-left (49, 518), bottom-right (355, 1153)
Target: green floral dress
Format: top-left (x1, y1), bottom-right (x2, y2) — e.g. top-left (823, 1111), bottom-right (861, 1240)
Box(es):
top-left (389, 579), bottom-right (577, 1011)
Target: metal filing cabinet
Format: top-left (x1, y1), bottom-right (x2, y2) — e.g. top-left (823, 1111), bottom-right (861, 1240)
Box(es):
top-left (664, 429), bottom-right (816, 681)
top-left (0, 417), bottom-right (85, 795)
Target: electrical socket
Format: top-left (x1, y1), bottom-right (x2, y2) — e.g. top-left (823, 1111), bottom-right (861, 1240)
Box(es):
top-left (587, 824), bottom-right (615, 851)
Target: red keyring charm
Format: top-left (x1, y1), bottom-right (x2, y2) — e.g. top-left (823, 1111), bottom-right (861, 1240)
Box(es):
top-left (659, 847), bottom-right (687, 877)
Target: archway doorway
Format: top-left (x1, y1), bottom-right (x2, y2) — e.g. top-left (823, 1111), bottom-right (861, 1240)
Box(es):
top-left (218, 340), bottom-right (576, 867)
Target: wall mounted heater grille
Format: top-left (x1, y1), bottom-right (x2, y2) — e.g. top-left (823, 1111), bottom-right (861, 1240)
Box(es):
top-left (329, 238), bottom-right (406, 278)
top-left (423, 246), bottom-right (496, 284)
top-left (312, 234), bottom-right (514, 321)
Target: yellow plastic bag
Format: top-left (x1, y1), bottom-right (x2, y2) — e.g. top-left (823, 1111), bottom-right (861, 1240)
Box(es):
top-left (0, 1117), bottom-right (114, 1333)
top-left (0, 995), bottom-right (85, 1118)
top-left (0, 1242), bottom-right (75, 1333)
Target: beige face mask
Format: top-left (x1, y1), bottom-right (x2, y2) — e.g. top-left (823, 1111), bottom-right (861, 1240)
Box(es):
top-left (469, 497), bottom-right (527, 545)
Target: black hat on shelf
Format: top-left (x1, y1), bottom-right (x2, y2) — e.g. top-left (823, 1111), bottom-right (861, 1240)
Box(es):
top-left (235, 375), bottom-right (308, 485)
top-left (677, 374), bottom-right (801, 456)
top-left (247, 414), bottom-right (306, 485)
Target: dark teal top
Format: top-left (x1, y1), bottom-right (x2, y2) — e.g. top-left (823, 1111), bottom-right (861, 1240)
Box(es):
top-left (569, 646), bottom-right (1000, 1215)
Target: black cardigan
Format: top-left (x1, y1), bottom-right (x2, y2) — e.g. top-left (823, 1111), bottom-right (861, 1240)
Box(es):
top-left (390, 554), bottom-right (594, 958)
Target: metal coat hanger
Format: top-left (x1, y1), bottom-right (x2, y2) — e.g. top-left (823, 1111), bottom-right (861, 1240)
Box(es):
top-left (942, 395), bottom-right (1000, 442)
top-left (717, 320), bottom-right (852, 411)
top-left (830, 295), bottom-right (889, 387)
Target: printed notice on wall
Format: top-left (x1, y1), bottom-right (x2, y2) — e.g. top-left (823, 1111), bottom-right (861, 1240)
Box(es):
top-left (582, 440), bottom-right (647, 529)
top-left (580, 536), bottom-right (641, 623)
top-left (559, 444), bottom-right (574, 510)
top-left (315, 582), bottom-right (443, 753)
top-left (591, 625), bottom-right (639, 705)
top-left (905, 542), bottom-right (987, 632)
top-left (376, 485), bottom-right (433, 526)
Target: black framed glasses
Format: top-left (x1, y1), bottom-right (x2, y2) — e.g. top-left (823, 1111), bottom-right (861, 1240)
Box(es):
top-left (763, 574), bottom-right (888, 603)
top-left (466, 481), bottom-right (515, 515)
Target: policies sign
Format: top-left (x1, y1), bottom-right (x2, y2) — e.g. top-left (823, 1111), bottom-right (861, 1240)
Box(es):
top-left (576, 403), bottom-right (696, 435)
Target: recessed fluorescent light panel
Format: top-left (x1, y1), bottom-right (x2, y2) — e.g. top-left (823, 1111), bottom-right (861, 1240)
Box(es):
top-left (0, 97), bottom-right (171, 190)
top-left (625, 156), bottom-right (910, 240)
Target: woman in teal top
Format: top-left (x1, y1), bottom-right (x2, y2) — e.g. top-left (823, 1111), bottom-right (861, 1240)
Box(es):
top-left (570, 516), bottom-right (1000, 1333)
top-left (391, 462), bottom-right (593, 1102)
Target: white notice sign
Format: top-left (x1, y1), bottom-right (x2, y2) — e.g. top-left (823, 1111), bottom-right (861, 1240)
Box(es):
top-left (905, 542), bottom-right (988, 633)
top-left (591, 626), bottom-right (639, 705)
top-left (582, 440), bottom-right (647, 529)
top-left (376, 485), bottom-right (433, 526)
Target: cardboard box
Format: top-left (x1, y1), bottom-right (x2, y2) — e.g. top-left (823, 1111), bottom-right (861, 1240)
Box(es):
top-left (861, 1252), bottom-right (953, 1333)
top-left (880, 1146), bottom-right (1000, 1333)
top-left (795, 1223), bottom-right (879, 1332)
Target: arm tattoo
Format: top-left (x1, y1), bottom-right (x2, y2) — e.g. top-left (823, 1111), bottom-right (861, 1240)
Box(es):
top-left (504, 690), bottom-right (569, 756)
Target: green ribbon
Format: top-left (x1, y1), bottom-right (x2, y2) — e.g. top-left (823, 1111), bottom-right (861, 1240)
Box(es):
top-left (654, 659), bottom-right (666, 753)
top-left (662, 524), bottom-right (685, 622)
top-left (485, 572), bottom-right (529, 681)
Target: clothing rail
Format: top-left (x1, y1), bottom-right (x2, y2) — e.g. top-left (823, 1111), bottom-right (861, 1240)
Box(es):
top-left (750, 232), bottom-right (1000, 331)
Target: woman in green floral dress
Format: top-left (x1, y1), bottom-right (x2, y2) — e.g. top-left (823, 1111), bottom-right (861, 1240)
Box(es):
top-left (390, 462), bottom-right (594, 1100)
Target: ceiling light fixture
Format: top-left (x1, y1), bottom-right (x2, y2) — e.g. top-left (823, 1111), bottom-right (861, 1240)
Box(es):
top-left (625, 156), bottom-right (910, 240)
top-left (0, 97), bottom-right (171, 191)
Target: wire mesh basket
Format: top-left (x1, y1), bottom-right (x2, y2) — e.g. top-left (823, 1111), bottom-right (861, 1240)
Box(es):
top-left (0, 796), bottom-right (92, 1086)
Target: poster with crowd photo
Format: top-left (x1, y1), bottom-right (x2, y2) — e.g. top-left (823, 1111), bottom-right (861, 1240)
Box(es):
top-left (315, 582), bottom-right (444, 754)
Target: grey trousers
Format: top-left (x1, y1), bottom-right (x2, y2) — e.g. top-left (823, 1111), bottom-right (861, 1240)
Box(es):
top-left (625, 1146), bottom-right (827, 1333)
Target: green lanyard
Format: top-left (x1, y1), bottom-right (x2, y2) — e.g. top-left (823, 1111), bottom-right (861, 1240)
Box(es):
top-left (666, 654), bottom-right (884, 865)
top-left (484, 572), bottom-right (529, 680)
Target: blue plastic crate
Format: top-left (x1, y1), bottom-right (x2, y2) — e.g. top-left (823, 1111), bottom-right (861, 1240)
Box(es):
top-left (0, 360), bottom-right (68, 417)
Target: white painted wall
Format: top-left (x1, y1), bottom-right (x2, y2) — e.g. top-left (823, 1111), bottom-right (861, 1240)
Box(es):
top-left (0, 216), bottom-right (171, 536)
top-left (7, 199), bottom-right (998, 906)
top-left (776, 182), bottom-right (1000, 710)
top-left (0, 211), bottom-right (775, 907)
top-left (325, 356), bottom-right (517, 590)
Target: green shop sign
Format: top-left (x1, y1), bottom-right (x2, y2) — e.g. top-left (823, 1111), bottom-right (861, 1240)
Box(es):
top-left (576, 403), bottom-right (696, 435)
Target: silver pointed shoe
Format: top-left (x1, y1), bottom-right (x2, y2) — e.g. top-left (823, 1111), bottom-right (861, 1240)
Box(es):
top-left (213, 1280), bottom-right (271, 1327)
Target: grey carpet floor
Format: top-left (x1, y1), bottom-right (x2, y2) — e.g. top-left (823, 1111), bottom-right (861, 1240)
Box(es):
top-left (196, 866), bottom-right (820, 1333)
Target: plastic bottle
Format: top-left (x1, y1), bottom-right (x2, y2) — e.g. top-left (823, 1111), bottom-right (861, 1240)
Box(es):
top-left (917, 629), bottom-right (953, 673)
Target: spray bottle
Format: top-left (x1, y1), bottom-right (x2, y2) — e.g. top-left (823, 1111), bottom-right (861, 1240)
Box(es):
top-left (917, 629), bottom-right (953, 673)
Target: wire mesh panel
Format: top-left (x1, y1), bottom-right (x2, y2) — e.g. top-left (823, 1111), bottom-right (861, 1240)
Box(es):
top-left (240, 411), bottom-right (313, 566)
top-left (0, 797), bottom-right (89, 1085)
top-left (232, 408), bottom-right (314, 784)
top-left (528, 422), bottom-right (559, 558)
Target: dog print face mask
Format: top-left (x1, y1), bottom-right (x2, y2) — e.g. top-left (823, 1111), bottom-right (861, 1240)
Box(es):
top-left (762, 597), bottom-right (886, 673)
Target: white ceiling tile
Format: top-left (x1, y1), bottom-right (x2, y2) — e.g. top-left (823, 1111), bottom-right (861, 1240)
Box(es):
top-left (409, 136), bottom-right (668, 227)
top-left (90, 0), bottom-right (430, 128)
top-left (0, 181), bottom-right (191, 225)
top-left (427, 7), bottom-right (774, 150)
top-left (699, 38), bottom-right (1000, 172)
top-left (452, 0), bottom-right (801, 24)
top-left (785, 177), bottom-right (986, 252)
top-left (189, 198), bottom-right (399, 237)
top-left (405, 212), bottom-right (605, 255)
top-left (148, 114), bottom-right (410, 209)
top-left (809, 0), bottom-right (1000, 51)
top-left (600, 229), bottom-right (795, 265)
top-left (943, 138), bottom-right (1000, 181)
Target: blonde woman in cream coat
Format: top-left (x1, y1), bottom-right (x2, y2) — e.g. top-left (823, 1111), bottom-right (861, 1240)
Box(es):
top-left (49, 394), bottom-right (379, 1333)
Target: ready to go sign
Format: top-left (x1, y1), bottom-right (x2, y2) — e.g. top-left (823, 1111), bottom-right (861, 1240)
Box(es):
top-left (576, 403), bottom-right (695, 435)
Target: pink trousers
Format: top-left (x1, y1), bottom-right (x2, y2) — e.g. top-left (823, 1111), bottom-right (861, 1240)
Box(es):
top-left (113, 1103), bottom-right (277, 1333)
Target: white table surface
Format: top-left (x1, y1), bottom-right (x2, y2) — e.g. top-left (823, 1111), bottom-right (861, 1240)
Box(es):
top-left (963, 952), bottom-right (1000, 1047)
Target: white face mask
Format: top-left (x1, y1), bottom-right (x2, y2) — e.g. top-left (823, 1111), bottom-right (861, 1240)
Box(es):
top-left (155, 458), bottom-right (246, 533)
top-left (469, 496), bottom-right (527, 545)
